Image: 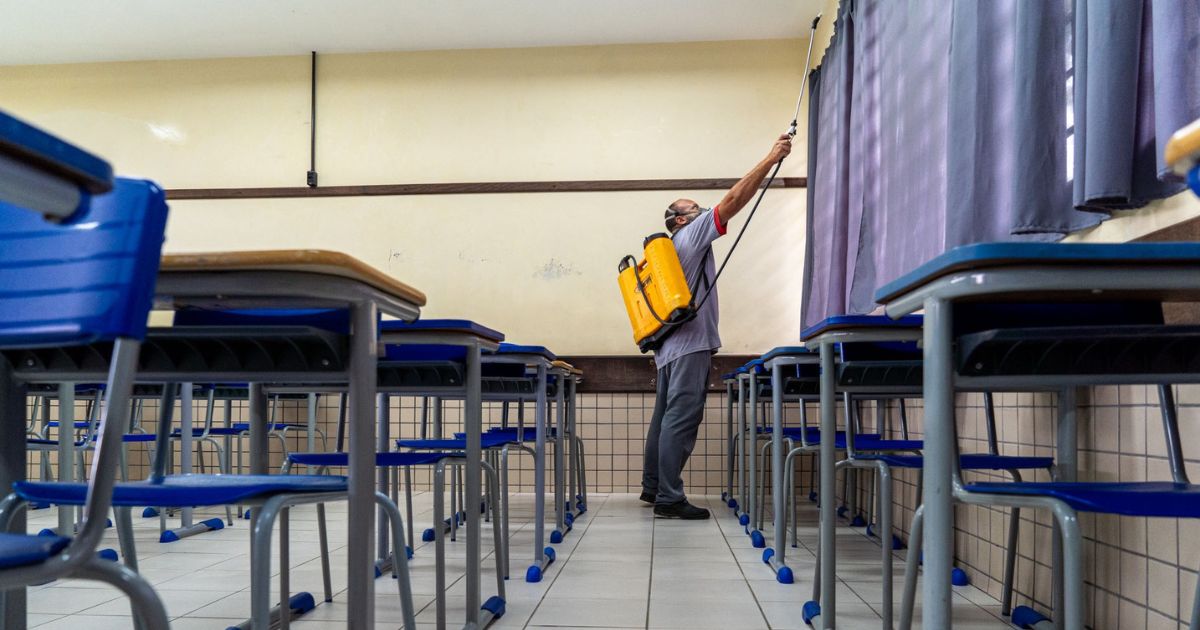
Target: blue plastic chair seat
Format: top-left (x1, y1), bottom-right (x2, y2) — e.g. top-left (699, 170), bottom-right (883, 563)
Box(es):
top-left (854, 438), bottom-right (924, 451)
top-left (171, 427), bottom-right (243, 437)
top-left (398, 433), bottom-right (516, 450)
top-left (287, 451), bottom-right (460, 467)
top-left (0, 532), bottom-right (71, 569)
top-left (482, 427), bottom-right (557, 440)
top-left (774, 428), bottom-right (881, 448)
top-left (43, 421), bottom-right (91, 430)
top-left (963, 481), bottom-right (1200, 517)
top-left (122, 434), bottom-right (157, 443)
top-left (231, 423), bottom-right (314, 432)
top-left (860, 453), bottom-right (1053, 470)
top-left (14, 474), bottom-right (348, 507)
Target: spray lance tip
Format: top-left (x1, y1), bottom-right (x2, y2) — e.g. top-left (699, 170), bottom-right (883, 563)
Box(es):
top-left (811, 14), bottom-right (822, 29)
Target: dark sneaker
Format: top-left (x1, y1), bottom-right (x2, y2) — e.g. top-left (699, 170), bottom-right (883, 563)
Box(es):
top-left (639, 490), bottom-right (657, 505)
top-left (653, 501), bottom-right (710, 520)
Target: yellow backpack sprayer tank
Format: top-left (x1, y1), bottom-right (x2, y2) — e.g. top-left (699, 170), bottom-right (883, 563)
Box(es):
top-left (616, 14), bottom-right (821, 354)
top-left (618, 234), bottom-right (696, 353)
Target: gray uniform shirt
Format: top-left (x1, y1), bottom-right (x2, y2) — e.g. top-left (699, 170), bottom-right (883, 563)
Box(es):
top-left (653, 207), bottom-right (725, 368)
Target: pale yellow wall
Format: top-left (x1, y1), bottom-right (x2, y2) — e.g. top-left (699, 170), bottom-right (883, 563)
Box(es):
top-left (0, 39), bottom-right (810, 355)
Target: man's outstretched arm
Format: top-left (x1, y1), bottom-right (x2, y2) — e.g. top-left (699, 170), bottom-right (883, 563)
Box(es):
top-left (716, 134), bottom-right (793, 228)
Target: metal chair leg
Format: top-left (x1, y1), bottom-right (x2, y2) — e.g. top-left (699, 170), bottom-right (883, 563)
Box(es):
top-left (316, 502), bottom-right (333, 603)
top-left (1000, 470), bottom-right (1024, 616)
top-left (899, 504), bottom-right (924, 630)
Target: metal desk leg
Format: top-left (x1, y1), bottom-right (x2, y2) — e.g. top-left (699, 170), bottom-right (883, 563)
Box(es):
top-left (1053, 388), bottom-right (1078, 625)
top-left (180, 383), bottom-right (193, 527)
top-left (766, 363), bottom-right (793, 582)
top-left (550, 374), bottom-right (568, 544)
top-left (347, 302), bottom-right (379, 629)
top-left (736, 377), bottom-right (749, 527)
top-left (306, 393), bottom-right (317, 453)
top-left (806, 342), bottom-right (838, 628)
top-left (921, 298), bottom-right (954, 630)
top-left (747, 373), bottom-right (761, 545)
top-left (724, 381), bottom-right (735, 509)
top-left (0, 362), bottom-right (27, 629)
top-left (248, 384), bottom-right (269, 477)
top-left (376, 393), bottom-right (391, 574)
top-left (465, 342), bottom-right (498, 627)
top-left (526, 363), bottom-right (554, 582)
top-left (56, 383), bottom-right (75, 536)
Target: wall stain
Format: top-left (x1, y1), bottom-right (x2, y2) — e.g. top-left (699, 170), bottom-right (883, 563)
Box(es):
top-left (535, 258), bottom-right (582, 280)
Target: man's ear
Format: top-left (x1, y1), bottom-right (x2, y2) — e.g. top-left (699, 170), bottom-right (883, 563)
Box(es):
top-left (675, 215), bottom-right (686, 228)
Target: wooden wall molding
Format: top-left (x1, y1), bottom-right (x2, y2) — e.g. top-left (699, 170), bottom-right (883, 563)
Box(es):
top-left (166, 177), bottom-right (806, 200)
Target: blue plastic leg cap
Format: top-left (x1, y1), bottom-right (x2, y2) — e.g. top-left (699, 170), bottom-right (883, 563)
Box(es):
top-left (525, 565), bottom-right (543, 583)
top-left (750, 530), bottom-right (766, 548)
top-left (727, 498), bottom-right (737, 509)
top-left (1011, 605), bottom-right (1048, 629)
top-left (550, 530), bottom-right (564, 544)
top-left (482, 595), bottom-right (506, 618)
top-left (808, 491), bottom-right (818, 502)
top-left (866, 523), bottom-right (876, 538)
top-left (289, 592), bottom-right (316, 615)
top-left (422, 528), bottom-right (435, 542)
top-left (142, 507), bottom-right (159, 518)
top-left (951, 567), bottom-right (970, 586)
top-left (544, 547), bottom-right (556, 563)
top-left (202, 517), bottom-right (225, 531)
top-left (837, 506), bottom-right (848, 518)
top-left (892, 534), bottom-right (905, 550)
top-left (777, 566), bottom-right (794, 584)
top-left (406, 546), bottom-right (414, 560)
top-left (850, 515), bottom-right (867, 527)
top-left (565, 513), bottom-right (574, 527)
top-left (738, 513), bottom-right (750, 526)
top-left (36, 528), bottom-right (56, 538)
top-left (97, 548), bottom-right (118, 562)
top-left (159, 530), bottom-right (180, 543)
top-left (242, 509), bottom-right (252, 519)
top-left (762, 548), bottom-right (775, 564)
top-left (105, 518), bottom-right (113, 528)
top-left (373, 565), bottom-right (382, 578)
top-left (802, 601), bottom-right (821, 625)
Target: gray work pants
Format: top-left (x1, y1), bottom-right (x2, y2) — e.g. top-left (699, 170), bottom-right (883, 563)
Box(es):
top-left (642, 350), bottom-right (711, 505)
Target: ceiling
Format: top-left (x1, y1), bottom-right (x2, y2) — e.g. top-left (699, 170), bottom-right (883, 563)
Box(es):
top-left (0, 0), bottom-right (824, 66)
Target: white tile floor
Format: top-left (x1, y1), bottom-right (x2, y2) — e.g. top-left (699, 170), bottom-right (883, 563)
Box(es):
top-left (21, 493), bottom-right (1013, 629)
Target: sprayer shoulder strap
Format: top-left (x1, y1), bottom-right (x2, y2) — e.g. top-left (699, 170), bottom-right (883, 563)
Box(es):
top-left (687, 251), bottom-right (712, 311)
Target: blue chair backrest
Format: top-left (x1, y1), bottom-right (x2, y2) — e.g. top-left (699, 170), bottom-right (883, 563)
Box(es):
top-left (0, 177), bottom-right (168, 348)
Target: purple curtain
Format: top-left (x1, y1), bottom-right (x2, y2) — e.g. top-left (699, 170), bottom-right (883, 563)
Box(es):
top-left (801, 0), bottom-right (1200, 331)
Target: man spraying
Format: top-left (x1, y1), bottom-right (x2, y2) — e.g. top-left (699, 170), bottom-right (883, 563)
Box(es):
top-left (642, 133), bottom-right (792, 519)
